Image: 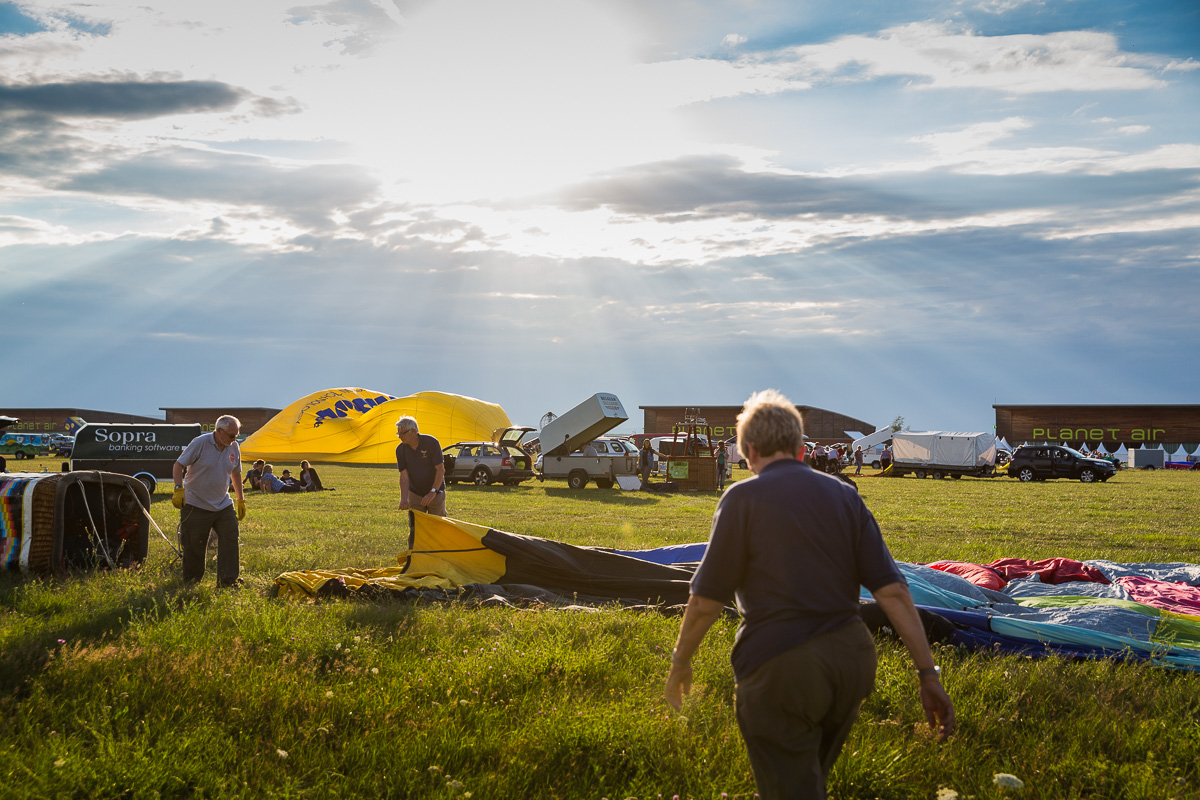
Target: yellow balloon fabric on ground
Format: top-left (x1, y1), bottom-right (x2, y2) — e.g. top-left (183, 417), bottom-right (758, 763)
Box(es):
top-left (240, 388), bottom-right (512, 464)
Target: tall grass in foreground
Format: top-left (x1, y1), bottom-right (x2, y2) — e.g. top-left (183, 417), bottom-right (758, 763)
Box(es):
top-left (2, 461), bottom-right (1199, 798)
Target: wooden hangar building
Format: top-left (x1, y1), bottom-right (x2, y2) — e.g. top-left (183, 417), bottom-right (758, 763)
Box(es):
top-left (639, 404), bottom-right (876, 445)
top-left (994, 404), bottom-right (1200, 450)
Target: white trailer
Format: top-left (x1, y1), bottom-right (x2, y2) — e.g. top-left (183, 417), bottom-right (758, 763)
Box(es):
top-left (1128, 448), bottom-right (1165, 470)
top-left (890, 431), bottom-right (997, 479)
top-left (538, 393), bottom-right (639, 489)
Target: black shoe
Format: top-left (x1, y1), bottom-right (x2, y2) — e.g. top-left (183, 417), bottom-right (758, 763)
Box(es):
top-left (218, 577), bottom-right (245, 589)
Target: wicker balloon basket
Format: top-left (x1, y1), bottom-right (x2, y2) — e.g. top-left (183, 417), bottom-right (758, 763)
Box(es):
top-left (1, 471), bottom-right (150, 575)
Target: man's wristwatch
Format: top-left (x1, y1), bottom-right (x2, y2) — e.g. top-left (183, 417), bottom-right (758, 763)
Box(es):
top-left (917, 666), bottom-right (941, 677)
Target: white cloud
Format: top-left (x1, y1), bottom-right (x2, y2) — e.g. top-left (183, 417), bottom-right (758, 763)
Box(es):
top-left (722, 33), bottom-right (747, 48)
top-left (967, 0), bottom-right (1041, 14)
top-left (0, 214), bottom-right (73, 246)
top-left (774, 22), bottom-right (1168, 94)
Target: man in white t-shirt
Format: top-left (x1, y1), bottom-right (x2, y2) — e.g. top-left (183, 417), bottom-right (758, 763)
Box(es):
top-left (172, 415), bottom-right (247, 587)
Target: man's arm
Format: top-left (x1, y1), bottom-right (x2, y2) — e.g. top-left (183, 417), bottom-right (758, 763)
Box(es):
top-left (870, 581), bottom-right (956, 739)
top-left (664, 594), bottom-right (725, 711)
top-left (232, 469), bottom-right (244, 502)
top-left (419, 462), bottom-right (446, 507)
top-left (170, 460), bottom-right (188, 508)
top-left (398, 469), bottom-right (411, 510)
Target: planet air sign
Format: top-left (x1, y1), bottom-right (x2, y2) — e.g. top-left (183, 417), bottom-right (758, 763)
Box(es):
top-left (1032, 427), bottom-right (1166, 443)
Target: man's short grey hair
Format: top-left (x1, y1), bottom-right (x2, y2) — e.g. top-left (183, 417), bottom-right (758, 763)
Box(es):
top-left (736, 389), bottom-right (805, 458)
top-left (396, 416), bottom-right (419, 435)
top-left (216, 415), bottom-right (241, 434)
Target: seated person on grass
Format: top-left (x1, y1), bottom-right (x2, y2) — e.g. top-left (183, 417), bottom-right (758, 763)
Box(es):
top-left (243, 459), bottom-right (266, 491)
top-left (300, 460), bottom-right (331, 491)
top-left (280, 469), bottom-right (304, 490)
top-left (259, 464), bottom-right (304, 494)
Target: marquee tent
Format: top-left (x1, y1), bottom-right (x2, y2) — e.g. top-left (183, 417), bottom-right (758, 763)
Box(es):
top-left (241, 388), bottom-right (512, 465)
top-left (274, 513), bottom-right (1200, 671)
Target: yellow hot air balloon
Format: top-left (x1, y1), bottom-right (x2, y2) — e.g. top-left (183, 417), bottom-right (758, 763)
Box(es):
top-left (240, 388), bottom-right (512, 465)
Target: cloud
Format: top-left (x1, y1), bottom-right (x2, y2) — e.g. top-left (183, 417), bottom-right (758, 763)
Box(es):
top-left (756, 22), bottom-right (1168, 94)
top-left (0, 78), bottom-right (246, 118)
top-left (59, 148), bottom-right (380, 232)
top-left (285, 0), bottom-right (404, 55)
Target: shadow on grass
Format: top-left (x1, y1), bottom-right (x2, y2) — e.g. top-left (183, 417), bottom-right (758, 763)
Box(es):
top-left (541, 488), bottom-right (666, 506)
top-left (341, 599), bottom-right (424, 629)
top-left (0, 569), bottom-right (216, 696)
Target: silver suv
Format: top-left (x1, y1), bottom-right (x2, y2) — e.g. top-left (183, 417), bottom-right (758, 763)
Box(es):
top-left (441, 426), bottom-right (536, 486)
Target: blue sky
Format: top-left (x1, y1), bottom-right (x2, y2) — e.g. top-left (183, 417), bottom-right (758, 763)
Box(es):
top-left (2, 0), bottom-right (1197, 434)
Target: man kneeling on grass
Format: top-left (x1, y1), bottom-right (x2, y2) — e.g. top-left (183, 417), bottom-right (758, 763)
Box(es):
top-left (665, 389), bottom-right (955, 800)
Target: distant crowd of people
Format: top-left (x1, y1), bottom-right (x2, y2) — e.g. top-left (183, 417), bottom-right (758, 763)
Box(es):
top-left (244, 459), bottom-right (330, 493)
top-left (802, 443), bottom-right (895, 476)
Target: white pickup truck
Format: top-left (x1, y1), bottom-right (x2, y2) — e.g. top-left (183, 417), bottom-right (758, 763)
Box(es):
top-left (537, 394), bottom-right (639, 489)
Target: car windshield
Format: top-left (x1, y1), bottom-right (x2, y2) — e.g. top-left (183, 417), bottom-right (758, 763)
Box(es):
top-left (1059, 446), bottom-right (1089, 459)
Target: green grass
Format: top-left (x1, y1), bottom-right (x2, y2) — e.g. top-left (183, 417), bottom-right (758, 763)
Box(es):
top-left (2, 461), bottom-right (1199, 799)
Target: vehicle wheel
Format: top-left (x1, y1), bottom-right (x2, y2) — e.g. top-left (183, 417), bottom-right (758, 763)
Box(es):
top-left (567, 471), bottom-right (588, 490)
top-left (595, 478), bottom-right (613, 489)
top-left (1145, 465), bottom-right (1157, 471)
top-left (738, 460), bottom-right (747, 469)
top-left (471, 467), bottom-right (493, 486)
top-left (915, 470), bottom-right (926, 479)
top-left (932, 471), bottom-right (944, 480)
top-left (871, 460), bottom-right (881, 470)
top-left (15, 450), bottom-right (26, 460)
top-left (1017, 467), bottom-right (1036, 482)
top-left (137, 474), bottom-right (157, 495)
top-left (1079, 468), bottom-right (1096, 483)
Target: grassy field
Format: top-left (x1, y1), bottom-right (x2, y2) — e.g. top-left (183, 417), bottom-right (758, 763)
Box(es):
top-left (2, 459), bottom-right (1199, 799)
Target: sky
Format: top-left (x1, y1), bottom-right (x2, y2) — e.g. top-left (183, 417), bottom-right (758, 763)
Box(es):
top-left (2, 0), bottom-right (1198, 435)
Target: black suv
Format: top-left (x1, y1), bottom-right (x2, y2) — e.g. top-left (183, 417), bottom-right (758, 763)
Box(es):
top-left (1006, 445), bottom-right (1117, 483)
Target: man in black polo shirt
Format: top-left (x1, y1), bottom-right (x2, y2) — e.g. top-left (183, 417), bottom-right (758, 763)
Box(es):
top-left (395, 415), bottom-right (447, 517)
top-left (665, 389), bottom-right (954, 800)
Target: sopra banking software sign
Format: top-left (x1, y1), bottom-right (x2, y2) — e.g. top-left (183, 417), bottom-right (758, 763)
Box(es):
top-left (72, 424), bottom-right (202, 460)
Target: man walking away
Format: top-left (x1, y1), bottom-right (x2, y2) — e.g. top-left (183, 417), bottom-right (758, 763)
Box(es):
top-left (664, 390), bottom-right (953, 799)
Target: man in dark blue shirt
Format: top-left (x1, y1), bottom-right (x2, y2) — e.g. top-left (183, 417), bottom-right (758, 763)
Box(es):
top-left (665, 390), bottom-right (954, 800)
top-left (395, 416), bottom-right (446, 517)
